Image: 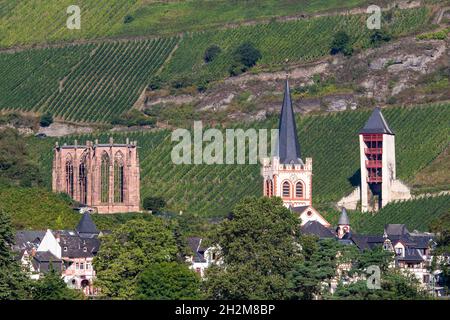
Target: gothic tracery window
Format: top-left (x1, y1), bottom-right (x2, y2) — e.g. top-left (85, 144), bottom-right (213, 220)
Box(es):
top-left (295, 181), bottom-right (304, 198)
top-left (100, 152), bottom-right (110, 203)
top-left (114, 152), bottom-right (124, 203)
top-left (79, 154), bottom-right (88, 204)
top-left (65, 155), bottom-right (74, 197)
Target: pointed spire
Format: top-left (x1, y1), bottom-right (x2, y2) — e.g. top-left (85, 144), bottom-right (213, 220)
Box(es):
top-left (338, 207), bottom-right (350, 225)
top-left (277, 77), bottom-right (302, 164)
top-left (76, 213), bottom-right (99, 237)
top-left (360, 107), bottom-right (394, 135)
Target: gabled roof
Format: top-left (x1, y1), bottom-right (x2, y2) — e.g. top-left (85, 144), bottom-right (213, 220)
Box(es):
top-left (385, 224), bottom-right (409, 237)
top-left (300, 221), bottom-right (335, 239)
top-left (76, 213), bottom-right (99, 237)
top-left (338, 207), bottom-right (350, 225)
top-left (291, 206), bottom-right (309, 214)
top-left (360, 107), bottom-right (394, 135)
top-left (277, 78), bottom-right (302, 164)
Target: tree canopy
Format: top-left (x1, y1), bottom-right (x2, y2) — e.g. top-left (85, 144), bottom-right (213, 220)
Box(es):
top-left (136, 262), bottom-right (202, 300)
top-left (205, 196), bottom-right (301, 299)
top-left (93, 218), bottom-right (178, 299)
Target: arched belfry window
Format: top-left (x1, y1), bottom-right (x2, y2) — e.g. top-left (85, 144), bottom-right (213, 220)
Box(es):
top-left (100, 152), bottom-right (110, 203)
top-left (79, 153), bottom-right (88, 205)
top-left (282, 181), bottom-right (291, 198)
top-left (114, 152), bottom-right (124, 203)
top-left (65, 155), bottom-right (74, 197)
top-left (295, 181), bottom-right (304, 198)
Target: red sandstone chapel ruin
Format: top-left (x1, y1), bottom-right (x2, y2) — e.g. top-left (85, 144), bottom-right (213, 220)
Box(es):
top-left (52, 138), bottom-right (140, 214)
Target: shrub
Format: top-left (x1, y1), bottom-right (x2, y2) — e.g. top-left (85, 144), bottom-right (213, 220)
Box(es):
top-left (123, 15), bottom-right (134, 24)
top-left (111, 110), bottom-right (155, 127)
top-left (39, 112), bottom-right (53, 127)
top-left (233, 42), bottom-right (262, 68)
top-left (171, 75), bottom-right (193, 89)
top-left (228, 62), bottom-right (246, 77)
top-left (370, 30), bottom-right (392, 47)
top-left (330, 31), bottom-right (353, 56)
top-left (148, 75), bottom-right (163, 91)
top-left (143, 196), bottom-right (166, 213)
top-left (204, 45), bottom-right (221, 63)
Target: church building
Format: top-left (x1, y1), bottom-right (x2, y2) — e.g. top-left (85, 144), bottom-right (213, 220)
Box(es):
top-left (52, 138), bottom-right (140, 214)
top-left (262, 78), bottom-right (329, 227)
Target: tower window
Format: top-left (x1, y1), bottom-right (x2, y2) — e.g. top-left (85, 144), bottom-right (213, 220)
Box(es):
top-left (295, 182), bottom-right (304, 198)
top-left (282, 181), bottom-right (290, 197)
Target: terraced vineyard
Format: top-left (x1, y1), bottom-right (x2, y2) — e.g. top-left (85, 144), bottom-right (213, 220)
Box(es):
top-left (321, 194), bottom-right (450, 234)
top-left (35, 103), bottom-right (450, 217)
top-left (161, 7), bottom-right (432, 83)
top-left (0, 37), bottom-right (178, 122)
top-left (0, 7), bottom-right (433, 123)
top-left (0, 0), bottom-right (375, 48)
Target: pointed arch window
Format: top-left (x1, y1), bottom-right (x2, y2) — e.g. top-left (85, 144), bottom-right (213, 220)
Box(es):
top-left (295, 181), bottom-right (304, 198)
top-left (79, 154), bottom-right (88, 205)
top-left (282, 181), bottom-right (291, 198)
top-left (114, 152), bottom-right (124, 203)
top-left (100, 152), bottom-right (110, 203)
top-left (65, 155), bottom-right (74, 197)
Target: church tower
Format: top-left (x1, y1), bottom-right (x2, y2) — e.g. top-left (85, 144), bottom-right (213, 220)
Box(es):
top-left (337, 207), bottom-right (350, 239)
top-left (261, 78), bottom-right (313, 208)
top-left (359, 107), bottom-right (396, 212)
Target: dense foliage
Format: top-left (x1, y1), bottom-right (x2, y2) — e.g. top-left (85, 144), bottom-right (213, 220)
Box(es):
top-left (93, 218), bottom-right (179, 299)
top-left (204, 197), bottom-right (301, 299)
top-left (136, 262), bottom-right (202, 300)
top-left (0, 128), bottom-right (43, 187)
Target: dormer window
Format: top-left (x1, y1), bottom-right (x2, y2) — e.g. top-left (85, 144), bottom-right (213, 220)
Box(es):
top-left (83, 247), bottom-right (87, 252)
top-left (64, 247), bottom-right (68, 252)
top-left (395, 247), bottom-right (403, 256)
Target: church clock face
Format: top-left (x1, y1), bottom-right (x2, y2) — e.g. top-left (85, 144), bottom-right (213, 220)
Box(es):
top-left (290, 173), bottom-right (298, 181)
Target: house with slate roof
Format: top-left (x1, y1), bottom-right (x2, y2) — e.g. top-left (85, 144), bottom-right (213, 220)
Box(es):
top-left (186, 237), bottom-right (222, 277)
top-left (13, 213), bottom-right (104, 296)
top-left (300, 208), bottom-right (446, 296)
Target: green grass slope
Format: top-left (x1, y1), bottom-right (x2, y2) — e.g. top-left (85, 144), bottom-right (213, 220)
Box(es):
top-left (0, 186), bottom-right (79, 230)
top-left (35, 103), bottom-right (450, 217)
top-left (0, 0), bottom-right (377, 48)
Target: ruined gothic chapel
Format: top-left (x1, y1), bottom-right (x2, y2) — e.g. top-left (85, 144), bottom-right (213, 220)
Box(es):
top-left (52, 138), bottom-right (140, 214)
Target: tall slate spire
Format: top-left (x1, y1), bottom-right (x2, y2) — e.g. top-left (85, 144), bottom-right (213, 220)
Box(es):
top-left (278, 78), bottom-right (302, 164)
top-left (76, 212), bottom-right (99, 238)
top-left (338, 207), bottom-right (350, 225)
top-left (360, 107), bottom-right (394, 135)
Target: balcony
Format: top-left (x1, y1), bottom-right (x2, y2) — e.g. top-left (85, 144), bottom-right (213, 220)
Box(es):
top-left (367, 176), bottom-right (382, 183)
top-left (366, 160), bottom-right (382, 168)
top-left (365, 148), bottom-right (382, 154)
